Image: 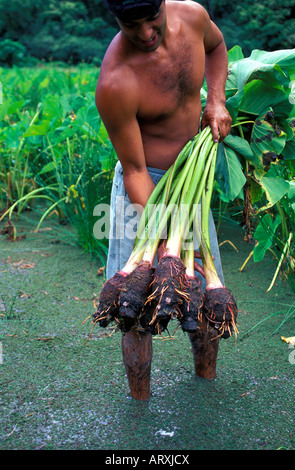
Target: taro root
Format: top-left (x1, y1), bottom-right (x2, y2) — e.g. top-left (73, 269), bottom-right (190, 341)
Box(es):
top-left (180, 276), bottom-right (204, 333)
top-left (203, 287), bottom-right (238, 339)
top-left (93, 272), bottom-right (127, 327)
top-left (144, 255), bottom-right (188, 332)
top-left (118, 261), bottom-right (155, 332)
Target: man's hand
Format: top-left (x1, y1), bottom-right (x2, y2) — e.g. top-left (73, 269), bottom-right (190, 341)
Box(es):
top-left (201, 101), bottom-right (232, 143)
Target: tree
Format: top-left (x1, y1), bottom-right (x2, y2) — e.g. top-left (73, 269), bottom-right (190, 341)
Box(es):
top-left (204, 0), bottom-right (295, 55)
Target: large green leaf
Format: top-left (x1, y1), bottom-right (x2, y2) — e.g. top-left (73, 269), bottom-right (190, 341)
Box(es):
top-left (282, 138), bottom-right (295, 160)
top-left (224, 134), bottom-right (255, 160)
top-left (253, 213), bottom-right (281, 262)
top-left (287, 181), bottom-right (295, 200)
top-left (249, 49), bottom-right (295, 76)
top-left (22, 120), bottom-right (50, 137)
top-left (215, 143), bottom-right (246, 201)
top-left (228, 58), bottom-right (289, 93)
top-left (228, 45), bottom-right (244, 65)
top-left (250, 109), bottom-right (287, 179)
top-left (225, 88), bottom-right (244, 122)
top-left (240, 80), bottom-right (292, 118)
top-left (226, 46), bottom-right (244, 99)
top-left (259, 176), bottom-right (290, 209)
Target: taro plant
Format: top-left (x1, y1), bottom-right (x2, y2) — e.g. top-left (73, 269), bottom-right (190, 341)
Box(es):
top-left (204, 46), bottom-right (295, 292)
top-left (0, 66), bottom-right (116, 263)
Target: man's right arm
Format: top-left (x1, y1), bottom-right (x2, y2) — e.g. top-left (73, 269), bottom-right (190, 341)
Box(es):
top-left (95, 71), bottom-right (156, 210)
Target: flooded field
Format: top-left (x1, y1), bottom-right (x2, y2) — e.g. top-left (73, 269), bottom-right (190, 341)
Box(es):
top-left (0, 215), bottom-right (294, 450)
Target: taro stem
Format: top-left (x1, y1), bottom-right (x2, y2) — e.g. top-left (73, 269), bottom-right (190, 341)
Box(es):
top-left (196, 144), bottom-right (239, 339)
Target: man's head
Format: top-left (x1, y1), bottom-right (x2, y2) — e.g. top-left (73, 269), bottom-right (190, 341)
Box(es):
top-left (105, 0), bottom-right (163, 22)
top-left (105, 0), bottom-right (167, 52)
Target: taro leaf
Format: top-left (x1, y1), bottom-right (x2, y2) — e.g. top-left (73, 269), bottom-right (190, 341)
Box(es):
top-left (249, 177), bottom-right (263, 203)
top-left (22, 120), bottom-right (50, 137)
top-left (228, 58), bottom-right (288, 94)
top-left (282, 138), bottom-right (295, 160)
top-left (287, 180), bottom-right (295, 200)
top-left (250, 109), bottom-right (287, 179)
top-left (249, 49), bottom-right (295, 77)
top-left (281, 118), bottom-right (295, 160)
top-left (227, 45), bottom-right (244, 65)
top-left (0, 121), bottom-right (27, 149)
top-left (257, 176), bottom-right (290, 212)
top-left (287, 181), bottom-right (295, 214)
top-left (225, 48), bottom-right (295, 119)
top-left (215, 143), bottom-right (246, 201)
top-left (278, 117), bottom-right (294, 141)
top-left (226, 46), bottom-right (244, 98)
top-left (224, 134), bottom-right (255, 160)
top-left (54, 99), bottom-right (104, 144)
top-left (240, 80), bottom-right (292, 119)
top-left (226, 88), bottom-right (244, 123)
top-left (253, 213), bottom-right (281, 262)
top-left (200, 86), bottom-right (207, 108)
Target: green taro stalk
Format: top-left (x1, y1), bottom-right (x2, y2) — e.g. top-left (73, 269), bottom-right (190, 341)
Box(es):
top-left (196, 142), bottom-right (239, 339)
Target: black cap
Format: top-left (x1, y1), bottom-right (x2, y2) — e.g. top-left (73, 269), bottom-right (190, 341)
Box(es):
top-left (105, 0), bottom-right (163, 21)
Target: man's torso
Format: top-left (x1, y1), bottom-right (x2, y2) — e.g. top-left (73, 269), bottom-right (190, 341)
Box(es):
top-left (100, 1), bottom-right (207, 169)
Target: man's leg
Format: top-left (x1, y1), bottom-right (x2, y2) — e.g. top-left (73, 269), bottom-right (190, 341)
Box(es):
top-left (188, 317), bottom-right (219, 379)
top-left (106, 163), bottom-right (160, 400)
top-left (122, 330), bottom-right (152, 400)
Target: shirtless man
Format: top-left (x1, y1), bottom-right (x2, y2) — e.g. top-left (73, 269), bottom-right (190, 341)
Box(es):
top-left (95, 0), bottom-right (232, 399)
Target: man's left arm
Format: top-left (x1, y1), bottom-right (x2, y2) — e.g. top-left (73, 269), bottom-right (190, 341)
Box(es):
top-left (201, 20), bottom-right (232, 142)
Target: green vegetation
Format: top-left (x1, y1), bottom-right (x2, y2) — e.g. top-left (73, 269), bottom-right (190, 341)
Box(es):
top-left (0, 0), bottom-right (118, 66)
top-left (213, 47), bottom-right (295, 294)
top-left (0, 65), bottom-right (116, 264)
top-left (0, 0), bottom-right (294, 66)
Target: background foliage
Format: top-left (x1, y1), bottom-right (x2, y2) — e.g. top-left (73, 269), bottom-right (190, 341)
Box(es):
top-left (0, 0), bottom-right (295, 66)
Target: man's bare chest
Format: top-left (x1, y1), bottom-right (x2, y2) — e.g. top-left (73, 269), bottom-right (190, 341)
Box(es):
top-left (135, 41), bottom-right (205, 121)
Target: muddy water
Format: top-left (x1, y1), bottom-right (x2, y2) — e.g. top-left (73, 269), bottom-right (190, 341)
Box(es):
top-left (0, 216), bottom-right (294, 450)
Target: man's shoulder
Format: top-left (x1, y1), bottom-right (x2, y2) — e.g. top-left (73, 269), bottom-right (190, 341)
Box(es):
top-left (98, 37), bottom-right (136, 91)
top-left (96, 43), bottom-right (139, 115)
top-left (167, 0), bottom-right (210, 30)
top-left (167, 1), bottom-right (206, 13)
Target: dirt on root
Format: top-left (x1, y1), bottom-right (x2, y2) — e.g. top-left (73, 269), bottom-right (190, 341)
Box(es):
top-left (203, 287), bottom-right (238, 339)
top-left (119, 261), bottom-right (155, 332)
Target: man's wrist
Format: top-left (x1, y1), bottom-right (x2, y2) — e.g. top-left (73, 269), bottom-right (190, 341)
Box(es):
top-left (205, 94), bottom-right (226, 107)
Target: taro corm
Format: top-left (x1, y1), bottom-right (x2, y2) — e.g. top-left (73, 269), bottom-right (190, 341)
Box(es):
top-left (179, 243), bottom-right (204, 333)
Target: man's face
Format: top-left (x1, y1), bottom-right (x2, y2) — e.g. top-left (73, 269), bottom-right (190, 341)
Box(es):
top-left (117, 1), bottom-right (167, 52)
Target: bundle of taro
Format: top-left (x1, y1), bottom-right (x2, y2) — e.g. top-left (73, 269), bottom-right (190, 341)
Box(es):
top-left (93, 127), bottom-right (238, 339)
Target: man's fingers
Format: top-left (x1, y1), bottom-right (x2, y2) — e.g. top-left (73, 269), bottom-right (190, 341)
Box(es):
top-left (210, 122), bottom-right (219, 143)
